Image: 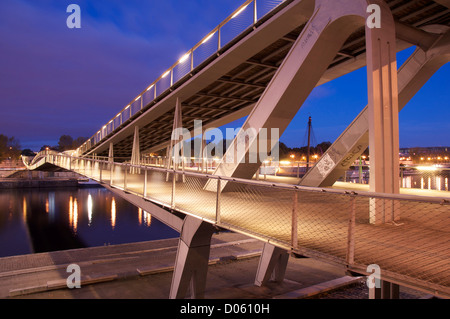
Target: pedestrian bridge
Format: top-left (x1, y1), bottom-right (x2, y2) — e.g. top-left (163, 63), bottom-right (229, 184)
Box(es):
top-left (24, 0), bottom-right (449, 299)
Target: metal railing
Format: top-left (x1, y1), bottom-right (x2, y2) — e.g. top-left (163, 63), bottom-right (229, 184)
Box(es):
top-left (26, 151), bottom-right (450, 297)
top-left (77, 0), bottom-right (291, 155)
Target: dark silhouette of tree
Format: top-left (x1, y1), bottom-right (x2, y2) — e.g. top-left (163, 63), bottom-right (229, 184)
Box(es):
top-left (0, 134), bottom-right (21, 160)
top-left (58, 135), bottom-right (74, 151)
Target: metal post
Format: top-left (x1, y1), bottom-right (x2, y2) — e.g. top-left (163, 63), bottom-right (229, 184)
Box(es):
top-left (171, 170), bottom-right (176, 209)
top-left (264, 161), bottom-right (267, 180)
top-left (218, 27), bottom-right (221, 51)
top-left (253, 0), bottom-right (257, 24)
top-left (346, 196), bottom-right (356, 265)
top-left (216, 178), bottom-right (221, 224)
top-left (306, 116), bottom-right (312, 172)
top-left (291, 190), bottom-right (298, 249)
top-left (124, 164), bottom-right (128, 190)
top-left (144, 167), bottom-right (148, 197)
top-left (99, 160), bottom-right (103, 183)
top-left (359, 156), bottom-right (363, 184)
top-left (110, 162), bottom-right (114, 186)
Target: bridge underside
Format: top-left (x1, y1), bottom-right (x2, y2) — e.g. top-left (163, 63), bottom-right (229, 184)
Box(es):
top-left (82, 0), bottom-right (450, 162)
top-left (31, 0), bottom-right (450, 300)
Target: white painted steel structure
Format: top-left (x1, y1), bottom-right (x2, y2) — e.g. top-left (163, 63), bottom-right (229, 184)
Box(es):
top-left (25, 0), bottom-right (450, 299)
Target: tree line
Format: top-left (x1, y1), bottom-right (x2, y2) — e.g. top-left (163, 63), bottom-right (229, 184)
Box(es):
top-left (0, 134), bottom-right (87, 161)
top-left (40, 135), bottom-right (87, 153)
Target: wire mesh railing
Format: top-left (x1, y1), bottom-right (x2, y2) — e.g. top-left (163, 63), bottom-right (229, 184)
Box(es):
top-left (77, 0), bottom-right (292, 155)
top-left (27, 151), bottom-right (450, 297)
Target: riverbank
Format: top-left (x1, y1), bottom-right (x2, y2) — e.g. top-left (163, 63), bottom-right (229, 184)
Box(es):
top-left (0, 231), bottom-right (429, 300)
top-left (0, 169), bottom-right (87, 189)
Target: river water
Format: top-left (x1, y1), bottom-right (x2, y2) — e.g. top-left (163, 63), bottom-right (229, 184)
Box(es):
top-left (0, 186), bottom-right (179, 258)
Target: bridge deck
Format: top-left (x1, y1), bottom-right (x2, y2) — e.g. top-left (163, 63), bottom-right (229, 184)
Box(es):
top-left (91, 165), bottom-right (449, 297)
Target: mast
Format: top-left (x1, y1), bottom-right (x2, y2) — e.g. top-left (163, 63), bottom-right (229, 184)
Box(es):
top-left (306, 116), bottom-right (312, 171)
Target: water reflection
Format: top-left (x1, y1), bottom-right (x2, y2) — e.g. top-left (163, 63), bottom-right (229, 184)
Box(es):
top-left (138, 208), bottom-right (152, 227)
top-left (87, 194), bottom-right (93, 226)
top-left (111, 197), bottom-right (116, 230)
top-left (346, 169), bottom-right (450, 191)
top-left (0, 187), bottom-right (179, 258)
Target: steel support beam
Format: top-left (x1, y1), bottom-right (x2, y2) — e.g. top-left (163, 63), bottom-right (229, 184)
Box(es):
top-left (169, 216), bottom-right (216, 299)
top-left (255, 243), bottom-right (289, 287)
top-left (365, 1), bottom-right (401, 225)
top-left (206, 0), bottom-right (390, 192)
top-left (300, 28), bottom-right (450, 190)
top-left (130, 126), bottom-right (140, 174)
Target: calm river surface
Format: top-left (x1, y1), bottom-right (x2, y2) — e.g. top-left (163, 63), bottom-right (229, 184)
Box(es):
top-left (0, 186), bottom-right (179, 258)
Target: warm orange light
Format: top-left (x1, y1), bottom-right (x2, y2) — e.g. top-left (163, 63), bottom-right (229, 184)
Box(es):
top-left (111, 198), bottom-right (116, 229)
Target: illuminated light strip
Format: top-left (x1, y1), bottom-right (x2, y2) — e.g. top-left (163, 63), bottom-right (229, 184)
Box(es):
top-left (416, 166), bottom-right (437, 171)
top-left (178, 53), bottom-right (190, 64)
top-left (86, 0), bottom-right (284, 151)
top-left (162, 70), bottom-right (171, 78)
top-left (134, 96), bottom-right (141, 102)
top-left (231, 4), bottom-right (248, 19)
top-left (201, 32), bottom-right (216, 44)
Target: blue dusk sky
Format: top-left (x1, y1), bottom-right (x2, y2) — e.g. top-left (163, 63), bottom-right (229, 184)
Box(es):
top-left (0, 0), bottom-right (448, 151)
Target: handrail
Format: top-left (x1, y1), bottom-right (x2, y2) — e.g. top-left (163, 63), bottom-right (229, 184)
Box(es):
top-left (30, 150), bottom-right (450, 205)
top-left (25, 151), bottom-right (450, 297)
top-left (76, 0), bottom-right (292, 155)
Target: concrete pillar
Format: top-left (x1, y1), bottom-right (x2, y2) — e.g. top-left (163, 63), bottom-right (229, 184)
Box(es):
top-left (166, 98), bottom-right (184, 181)
top-left (369, 280), bottom-right (400, 299)
top-left (300, 28), bottom-right (450, 188)
top-left (169, 216), bottom-right (216, 299)
top-left (255, 243), bottom-right (289, 287)
top-left (130, 126), bottom-right (140, 174)
top-left (365, 2), bottom-right (400, 224)
top-left (108, 142), bottom-right (113, 165)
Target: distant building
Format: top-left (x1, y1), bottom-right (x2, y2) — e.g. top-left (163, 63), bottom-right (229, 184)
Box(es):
top-left (400, 147), bottom-right (450, 164)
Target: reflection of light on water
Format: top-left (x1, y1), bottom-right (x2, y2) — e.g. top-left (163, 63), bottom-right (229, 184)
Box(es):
top-left (73, 198), bottom-right (78, 233)
top-left (48, 192), bottom-right (55, 221)
top-left (111, 198), bottom-right (116, 229)
top-left (138, 208), bottom-right (142, 226)
top-left (88, 194), bottom-right (93, 226)
top-left (69, 196), bottom-right (78, 233)
top-left (69, 196), bottom-right (73, 227)
top-left (22, 197), bottom-right (27, 222)
top-left (138, 208), bottom-right (152, 227)
top-left (45, 199), bottom-right (49, 213)
top-left (144, 211), bottom-right (151, 227)
top-left (405, 176), bottom-right (411, 188)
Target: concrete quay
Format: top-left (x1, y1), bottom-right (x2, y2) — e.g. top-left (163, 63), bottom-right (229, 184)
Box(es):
top-left (0, 231), bottom-right (428, 300)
